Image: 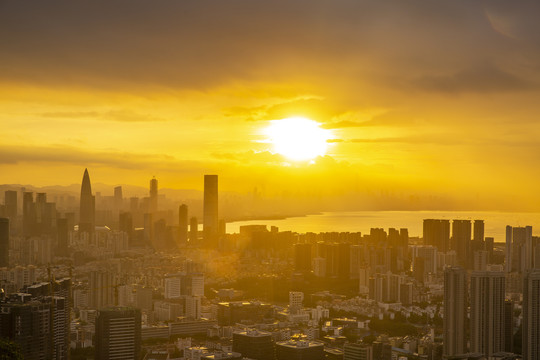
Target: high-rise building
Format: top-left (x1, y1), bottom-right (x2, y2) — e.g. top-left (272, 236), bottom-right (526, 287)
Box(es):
top-left (4, 190), bottom-right (17, 220)
top-left (443, 266), bottom-right (467, 356)
top-left (294, 243), bottom-right (312, 273)
top-left (119, 212), bottom-right (133, 237)
top-left (343, 343), bottom-right (372, 360)
top-left (523, 270), bottom-right (540, 359)
top-left (423, 219), bottom-right (450, 252)
top-left (149, 177), bottom-right (158, 213)
top-left (22, 191), bottom-right (36, 236)
top-left (507, 225), bottom-right (533, 273)
top-left (233, 329), bottom-right (275, 360)
top-left (485, 237), bottom-right (494, 263)
top-left (451, 220), bottom-right (471, 266)
top-left (338, 243), bottom-right (351, 279)
top-left (505, 226), bottom-right (512, 273)
top-left (0, 295), bottom-right (53, 359)
top-left (504, 300), bottom-right (514, 353)
top-left (400, 282), bottom-right (413, 306)
top-left (79, 168), bottom-right (95, 233)
top-left (89, 271), bottom-right (116, 309)
top-left (95, 307), bottom-right (141, 360)
top-left (203, 175), bottom-right (218, 245)
top-left (143, 213), bottom-right (153, 246)
top-left (0, 218), bottom-right (9, 267)
top-left (289, 291), bottom-right (304, 314)
top-left (19, 279), bottom-right (71, 360)
top-left (114, 186), bottom-right (123, 211)
top-left (469, 270), bottom-right (505, 356)
top-left (179, 204), bottom-right (188, 244)
top-left (165, 274), bottom-right (182, 299)
top-left (473, 220), bottom-right (485, 242)
top-left (57, 217), bottom-right (69, 257)
top-left (190, 217), bottom-right (198, 243)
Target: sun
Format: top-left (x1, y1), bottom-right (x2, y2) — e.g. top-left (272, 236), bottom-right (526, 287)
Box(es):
top-left (264, 117), bottom-right (333, 161)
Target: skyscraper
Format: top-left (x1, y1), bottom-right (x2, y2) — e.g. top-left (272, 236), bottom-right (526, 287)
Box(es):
top-left (203, 175), bottom-right (218, 245)
top-left (89, 271), bottom-right (116, 309)
top-left (443, 266), bottom-right (467, 356)
top-left (423, 219), bottom-right (450, 252)
top-left (505, 225), bottom-right (512, 273)
top-left (507, 225), bottom-right (533, 273)
top-left (149, 177), bottom-right (158, 213)
top-left (190, 217), bottom-right (198, 243)
top-left (504, 300), bottom-right (514, 353)
top-left (469, 270), bottom-right (505, 356)
top-left (523, 269), bottom-right (540, 359)
top-left (4, 190), bottom-right (17, 220)
top-left (0, 296), bottom-right (53, 359)
top-left (22, 191), bottom-right (36, 236)
top-left (473, 220), bottom-right (484, 242)
top-left (79, 168), bottom-right (95, 233)
top-left (95, 307), bottom-right (141, 360)
top-left (451, 220), bottom-right (471, 266)
top-left (179, 204), bottom-right (188, 244)
top-left (114, 186), bottom-right (123, 212)
top-left (294, 243), bottom-right (312, 273)
top-left (56, 217), bottom-right (69, 257)
top-left (0, 218), bottom-right (9, 267)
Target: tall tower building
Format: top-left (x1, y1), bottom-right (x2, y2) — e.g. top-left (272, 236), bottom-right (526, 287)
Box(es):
top-left (190, 217), bottom-right (198, 243)
top-left (504, 300), bottom-right (514, 353)
top-left (79, 168), bottom-right (95, 233)
top-left (294, 243), bottom-right (312, 273)
top-left (4, 190), bottom-right (17, 220)
top-left (89, 271), bottom-right (116, 309)
top-left (505, 226), bottom-right (512, 273)
top-left (473, 220), bottom-right (485, 242)
top-left (179, 204), bottom-right (188, 244)
top-left (523, 270), bottom-right (540, 359)
top-left (22, 191), bottom-right (36, 236)
top-left (423, 219), bottom-right (450, 252)
top-left (0, 218), bottom-right (9, 267)
top-left (507, 225), bottom-right (533, 273)
top-left (114, 186), bottom-right (123, 212)
top-left (443, 266), bottom-right (467, 356)
top-left (451, 220), bottom-right (471, 267)
top-left (203, 175), bottom-right (218, 245)
top-left (95, 307), bottom-right (141, 360)
top-left (149, 177), bottom-right (158, 213)
top-left (469, 270), bottom-right (505, 356)
top-left (56, 218), bottom-right (69, 257)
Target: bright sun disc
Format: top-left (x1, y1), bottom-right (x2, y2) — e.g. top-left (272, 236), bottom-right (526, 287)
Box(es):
top-left (264, 117), bottom-right (333, 161)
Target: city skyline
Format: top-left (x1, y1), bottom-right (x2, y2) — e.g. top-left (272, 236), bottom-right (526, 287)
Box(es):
top-left (2, 1), bottom-right (540, 359)
top-left (2, 2), bottom-right (540, 211)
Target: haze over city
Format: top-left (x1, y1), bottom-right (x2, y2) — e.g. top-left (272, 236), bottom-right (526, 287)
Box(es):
top-left (3, 1), bottom-right (540, 211)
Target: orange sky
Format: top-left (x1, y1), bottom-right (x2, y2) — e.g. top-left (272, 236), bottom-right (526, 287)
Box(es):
top-left (1, 1), bottom-right (540, 210)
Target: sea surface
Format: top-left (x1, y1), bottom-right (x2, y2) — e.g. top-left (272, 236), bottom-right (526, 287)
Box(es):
top-left (226, 211), bottom-right (540, 242)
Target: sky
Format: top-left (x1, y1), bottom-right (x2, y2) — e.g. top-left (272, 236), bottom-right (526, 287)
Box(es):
top-left (1, 1), bottom-right (540, 211)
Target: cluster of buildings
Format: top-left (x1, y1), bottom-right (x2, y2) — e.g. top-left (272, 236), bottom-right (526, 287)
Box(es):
top-left (0, 169), bottom-right (540, 359)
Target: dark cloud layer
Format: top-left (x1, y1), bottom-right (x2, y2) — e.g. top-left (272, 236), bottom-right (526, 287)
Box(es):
top-left (2, 0), bottom-right (538, 93)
